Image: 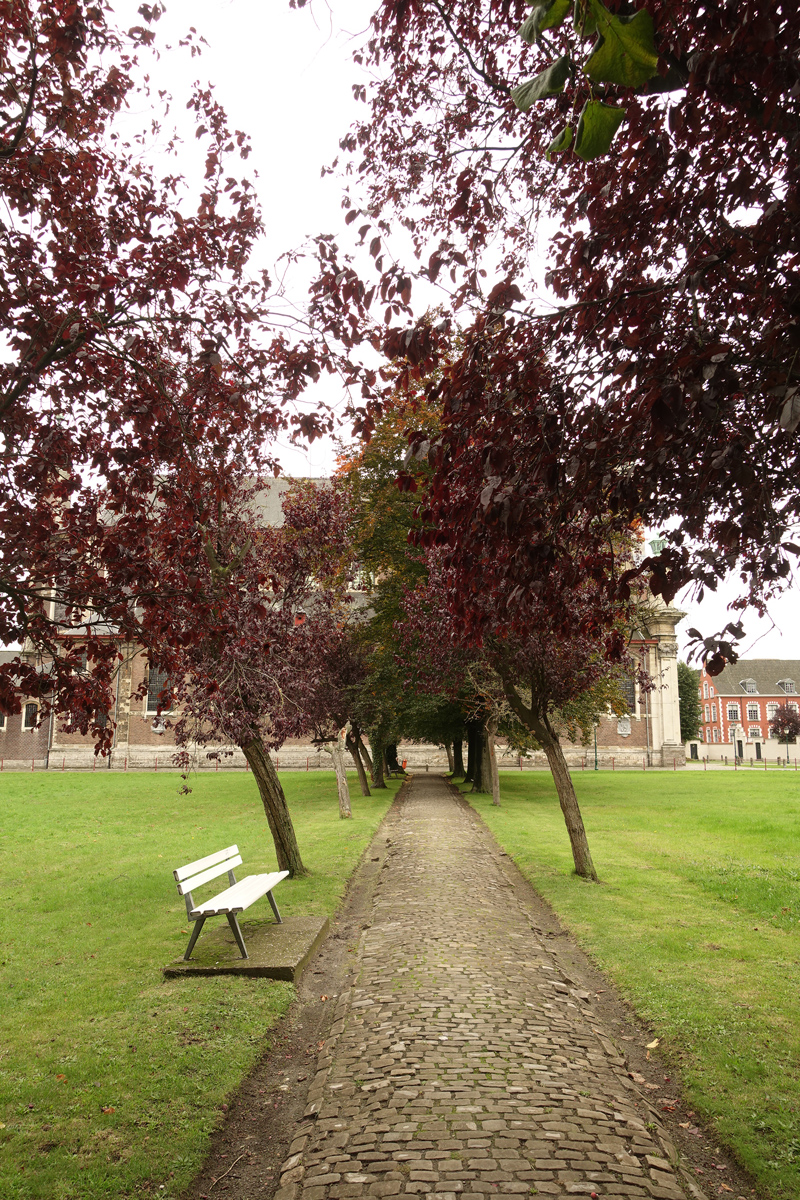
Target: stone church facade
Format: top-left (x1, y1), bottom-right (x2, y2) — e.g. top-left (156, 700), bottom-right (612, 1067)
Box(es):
top-left (0, 478), bottom-right (685, 771)
top-left (0, 600), bottom-right (685, 772)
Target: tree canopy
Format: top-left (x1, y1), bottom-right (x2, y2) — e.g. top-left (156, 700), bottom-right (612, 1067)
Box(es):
top-left (307, 0), bottom-right (799, 674)
top-left (0, 1), bottom-right (325, 733)
top-left (677, 660), bottom-right (701, 743)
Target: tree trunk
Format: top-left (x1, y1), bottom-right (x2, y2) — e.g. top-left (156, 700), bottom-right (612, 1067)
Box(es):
top-left (486, 716), bottom-right (500, 806)
top-left (453, 737), bottom-right (465, 778)
top-left (369, 724), bottom-right (388, 788)
top-left (470, 720), bottom-right (490, 794)
top-left (356, 731), bottom-right (374, 776)
top-left (328, 725), bottom-right (353, 818)
top-left (444, 741), bottom-right (454, 773)
top-left (241, 736), bottom-right (308, 877)
top-left (537, 726), bottom-right (598, 881)
top-left (346, 727), bottom-right (371, 796)
top-left (465, 722), bottom-right (478, 783)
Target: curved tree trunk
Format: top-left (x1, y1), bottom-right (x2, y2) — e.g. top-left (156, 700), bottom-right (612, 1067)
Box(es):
top-left (346, 727), bottom-right (371, 796)
top-left (453, 737), bottom-right (465, 778)
top-left (500, 676), bottom-right (599, 882)
top-left (328, 725), bottom-right (352, 818)
top-left (486, 716), bottom-right (500, 806)
top-left (537, 725), bottom-right (598, 881)
top-left (241, 736), bottom-right (308, 877)
top-left (444, 741), bottom-right (454, 773)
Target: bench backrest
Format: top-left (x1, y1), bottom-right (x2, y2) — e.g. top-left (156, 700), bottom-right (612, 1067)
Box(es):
top-left (173, 845), bottom-right (242, 897)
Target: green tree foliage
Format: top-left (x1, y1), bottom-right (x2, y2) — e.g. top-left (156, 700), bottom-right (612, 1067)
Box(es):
top-left (677, 660), bottom-right (701, 743)
top-left (335, 393), bottom-right (469, 773)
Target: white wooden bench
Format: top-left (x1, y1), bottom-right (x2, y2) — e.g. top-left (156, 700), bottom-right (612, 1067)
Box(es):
top-left (173, 845), bottom-right (289, 961)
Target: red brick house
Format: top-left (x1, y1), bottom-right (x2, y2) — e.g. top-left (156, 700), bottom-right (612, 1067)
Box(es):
top-left (0, 650), bottom-right (53, 769)
top-left (693, 659), bottom-right (800, 761)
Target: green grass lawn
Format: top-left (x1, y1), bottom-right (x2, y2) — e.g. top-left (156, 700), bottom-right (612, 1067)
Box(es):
top-left (0, 770), bottom-right (399, 1200)
top-left (465, 770), bottom-right (800, 1200)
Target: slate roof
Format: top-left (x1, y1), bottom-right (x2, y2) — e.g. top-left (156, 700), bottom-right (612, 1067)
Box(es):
top-left (710, 659), bottom-right (800, 696)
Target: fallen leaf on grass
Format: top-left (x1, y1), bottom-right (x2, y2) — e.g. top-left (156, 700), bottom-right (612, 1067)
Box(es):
top-left (679, 1122), bottom-right (691, 1128)
top-left (646, 1038), bottom-right (659, 1049)
top-left (101, 1107), bottom-right (115, 1114)
top-left (320, 995), bottom-right (328, 1002)
top-left (55, 1074), bottom-right (67, 1082)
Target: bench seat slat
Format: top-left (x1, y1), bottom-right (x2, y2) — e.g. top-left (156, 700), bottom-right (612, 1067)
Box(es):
top-left (189, 870), bottom-right (289, 917)
top-left (174, 844), bottom-right (239, 884)
top-left (175, 854), bottom-right (243, 896)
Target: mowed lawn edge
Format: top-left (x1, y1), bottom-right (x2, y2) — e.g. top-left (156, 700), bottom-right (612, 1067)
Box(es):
top-left (0, 770), bottom-right (400, 1200)
top-left (464, 770), bottom-right (800, 1200)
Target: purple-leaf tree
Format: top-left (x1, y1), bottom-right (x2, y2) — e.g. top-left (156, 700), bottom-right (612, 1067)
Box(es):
top-left (139, 479), bottom-right (352, 877)
top-left (768, 703), bottom-right (800, 764)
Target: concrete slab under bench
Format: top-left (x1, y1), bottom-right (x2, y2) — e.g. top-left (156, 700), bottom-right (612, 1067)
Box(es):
top-left (163, 914), bottom-right (329, 981)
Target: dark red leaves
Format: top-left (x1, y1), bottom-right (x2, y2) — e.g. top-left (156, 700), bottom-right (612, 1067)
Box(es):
top-left (305, 0), bottom-right (800, 649)
top-left (0, 2), bottom-right (328, 731)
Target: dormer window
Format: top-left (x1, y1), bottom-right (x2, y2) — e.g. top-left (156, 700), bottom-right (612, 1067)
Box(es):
top-left (778, 679), bottom-right (796, 694)
top-left (740, 678), bottom-right (758, 694)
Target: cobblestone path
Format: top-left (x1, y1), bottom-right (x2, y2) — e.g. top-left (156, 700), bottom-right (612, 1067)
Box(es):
top-left (276, 775), bottom-right (690, 1200)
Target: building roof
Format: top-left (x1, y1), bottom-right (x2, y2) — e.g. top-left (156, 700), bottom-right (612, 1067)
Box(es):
top-left (248, 477), bottom-right (327, 528)
top-left (709, 660), bottom-right (800, 696)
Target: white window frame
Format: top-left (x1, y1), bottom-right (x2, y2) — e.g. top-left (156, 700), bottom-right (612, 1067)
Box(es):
top-left (727, 704), bottom-right (740, 722)
top-left (712, 727), bottom-right (721, 742)
top-left (747, 704), bottom-right (760, 722)
top-left (749, 726), bottom-right (761, 739)
top-left (23, 702), bottom-right (38, 729)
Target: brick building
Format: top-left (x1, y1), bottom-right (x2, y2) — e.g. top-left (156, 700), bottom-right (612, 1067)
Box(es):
top-left (689, 659), bottom-right (800, 762)
top-left (0, 650), bottom-right (52, 770)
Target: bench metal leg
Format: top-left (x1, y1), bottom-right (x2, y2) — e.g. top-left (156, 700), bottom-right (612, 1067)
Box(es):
top-left (227, 912), bottom-right (249, 958)
top-left (184, 916), bottom-right (206, 961)
top-left (266, 888), bottom-right (283, 924)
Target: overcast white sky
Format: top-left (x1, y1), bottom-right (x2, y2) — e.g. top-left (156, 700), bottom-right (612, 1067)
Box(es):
top-left (103, 3), bottom-right (800, 661)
